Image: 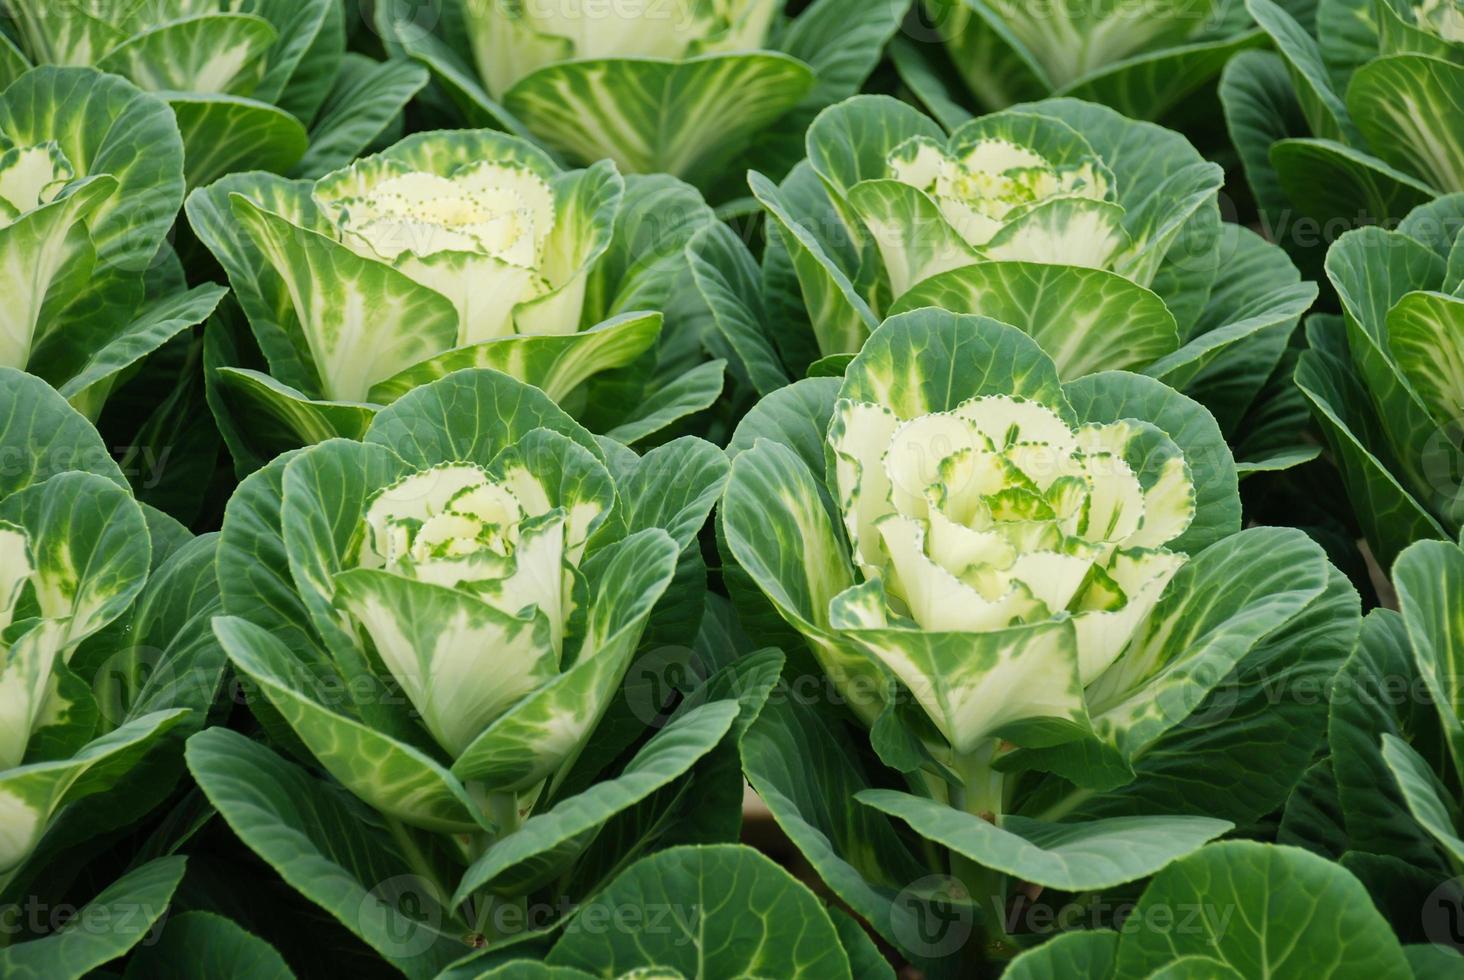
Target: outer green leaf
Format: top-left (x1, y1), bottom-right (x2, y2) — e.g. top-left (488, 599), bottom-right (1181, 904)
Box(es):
top-left (1382, 733), bottom-right (1464, 865)
top-left (0, 856), bottom-right (184, 980)
top-left (601, 360), bottom-right (727, 446)
top-left (213, 615), bottom-right (485, 834)
top-left (890, 262), bottom-right (1180, 376)
top-left (186, 728), bottom-right (470, 979)
top-left (123, 911), bottom-right (294, 980)
top-left (859, 790), bottom-right (1228, 890)
top-left (0, 367), bottom-right (126, 494)
top-left (1005, 930), bottom-right (1120, 979)
top-left (293, 56), bottom-right (429, 179)
top-left (1395, 540), bottom-right (1464, 777)
top-left (1348, 55), bottom-right (1464, 193)
top-left (1247, 0), bottom-right (1357, 141)
top-left (687, 223), bottom-right (789, 397)
top-left (545, 844), bottom-right (852, 979)
top-left (453, 701), bottom-right (738, 900)
top-left (1113, 841), bottom-right (1411, 977)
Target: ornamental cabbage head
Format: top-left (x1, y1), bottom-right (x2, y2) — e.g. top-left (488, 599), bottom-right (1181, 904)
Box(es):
top-left (0, 66), bottom-right (222, 422)
top-left (1296, 194), bottom-right (1464, 569)
top-left (0, 0), bottom-right (427, 185)
top-left (755, 95), bottom-right (1317, 470)
top-left (211, 367), bottom-right (732, 899)
top-left (722, 309), bottom-right (1335, 821)
top-left (187, 128), bottom-right (721, 463)
top-left (381, 0), bottom-right (909, 192)
top-left (0, 371), bottom-right (192, 873)
top-left (1225, 0), bottom-right (1464, 256)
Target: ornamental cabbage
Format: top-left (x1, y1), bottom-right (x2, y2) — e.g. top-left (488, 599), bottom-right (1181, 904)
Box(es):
top-left (0, 66), bottom-right (222, 423)
top-left (756, 94), bottom-right (1317, 470)
top-left (0, 0), bottom-right (428, 185)
top-left (722, 310), bottom-right (1344, 963)
top-left (187, 128), bottom-right (725, 465)
top-left (1296, 194), bottom-right (1464, 569)
top-left (203, 367), bottom-right (739, 964)
top-left (378, 0), bottom-right (910, 192)
top-left (1224, 0), bottom-right (1464, 260)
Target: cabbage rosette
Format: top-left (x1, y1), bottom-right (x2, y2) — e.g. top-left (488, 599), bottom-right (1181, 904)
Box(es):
top-left (187, 128), bottom-right (720, 464)
top-left (1297, 194), bottom-right (1464, 568)
top-left (0, 371), bottom-right (199, 879)
top-left (1225, 0), bottom-right (1464, 260)
top-left (207, 367), bottom-right (740, 958)
top-left (755, 94), bottom-right (1318, 470)
top-left (379, 0), bottom-right (909, 192)
top-left (0, 66), bottom-right (224, 423)
top-left (1, 0), bottom-right (427, 185)
top-left (722, 309), bottom-right (1339, 912)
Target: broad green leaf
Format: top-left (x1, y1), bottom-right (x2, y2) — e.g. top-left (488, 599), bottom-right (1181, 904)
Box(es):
top-left (840, 308), bottom-right (1070, 420)
top-left (726, 376), bottom-right (840, 474)
top-left (368, 312), bottom-right (663, 405)
top-left (186, 172), bottom-right (323, 394)
top-left (0, 66), bottom-right (183, 271)
top-left (186, 728), bottom-right (470, 978)
top-left (595, 437), bottom-right (729, 552)
top-left (1059, 31), bottom-right (1269, 122)
top-left (687, 222), bottom-right (790, 397)
top-left (1348, 54), bottom-right (1464, 193)
top-left (1063, 369), bottom-right (1240, 554)
top-left (123, 911), bottom-right (294, 980)
top-left (921, 0), bottom-right (1050, 109)
top-left (601, 359), bottom-right (727, 446)
top-left (1271, 138), bottom-right (1436, 237)
top-left (1113, 841), bottom-right (1411, 977)
top-left (450, 529), bottom-right (679, 794)
top-left (231, 194), bottom-right (459, 402)
top-left (0, 710), bottom-right (186, 871)
top-left (1381, 733), bottom-right (1464, 865)
top-left (1296, 321), bottom-right (1446, 569)
top-left (252, 0), bottom-right (335, 110)
top-left (544, 844), bottom-right (852, 979)
top-left (1247, 0), bottom-right (1357, 140)
top-left (0, 856), bottom-right (184, 980)
top-left (0, 367), bottom-right (126, 494)
top-left (859, 790), bottom-right (1228, 890)
top-left (1395, 539), bottom-right (1464, 778)
top-left (56, 283), bottom-right (226, 410)
top-left (505, 54), bottom-right (815, 189)
top-left (750, 169), bottom-right (879, 357)
top-left (889, 262), bottom-right (1181, 377)
top-left (396, 28), bottom-right (527, 136)
top-left (365, 368), bottom-right (602, 470)
top-left (830, 905), bottom-right (895, 980)
top-left (212, 367), bottom-right (376, 456)
top-left (1405, 945), bottom-right (1464, 978)
top-left (0, 34), bottom-right (29, 90)
top-left (167, 94), bottom-right (309, 189)
top-left (293, 55), bottom-right (429, 179)
top-left (453, 701), bottom-right (739, 900)
top-left (213, 615), bottom-right (485, 834)
top-left (1277, 759), bottom-right (1348, 858)
top-left (1005, 930), bottom-right (1120, 979)
top-left (1048, 566), bottom-right (1358, 832)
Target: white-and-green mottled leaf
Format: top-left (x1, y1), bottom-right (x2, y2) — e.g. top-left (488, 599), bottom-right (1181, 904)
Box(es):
top-left (890, 261), bottom-right (1181, 376)
top-left (504, 54), bottom-right (815, 189)
top-left (212, 367), bottom-right (377, 454)
top-left (844, 178), bottom-right (979, 297)
top-left (95, 14), bottom-right (276, 97)
top-left (450, 529), bottom-right (679, 793)
top-left (1387, 289), bottom-right (1464, 429)
top-left (368, 312), bottom-right (662, 405)
top-left (212, 615), bottom-right (487, 834)
top-left (1347, 54), bottom-right (1464, 192)
top-left (0, 67), bottom-right (183, 272)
